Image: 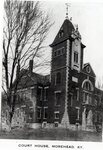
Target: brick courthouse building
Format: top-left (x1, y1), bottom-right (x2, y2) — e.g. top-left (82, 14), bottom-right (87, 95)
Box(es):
top-left (2, 17), bottom-right (103, 131)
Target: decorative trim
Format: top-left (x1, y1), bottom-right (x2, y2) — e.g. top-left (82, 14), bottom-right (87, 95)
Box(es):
top-left (44, 86), bottom-right (49, 89)
top-left (52, 66), bottom-right (66, 72)
top-left (54, 111), bottom-right (59, 119)
top-left (54, 91), bottom-right (61, 93)
top-left (38, 86), bottom-right (43, 89)
top-left (21, 105), bottom-right (26, 108)
top-left (61, 39), bottom-right (70, 127)
top-left (81, 70), bottom-right (95, 78)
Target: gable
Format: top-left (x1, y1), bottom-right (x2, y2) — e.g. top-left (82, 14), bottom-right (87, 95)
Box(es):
top-left (82, 63), bottom-right (96, 77)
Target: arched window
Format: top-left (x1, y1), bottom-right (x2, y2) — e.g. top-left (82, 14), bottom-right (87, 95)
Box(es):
top-left (82, 80), bottom-right (93, 104)
top-left (82, 80), bottom-right (93, 91)
top-left (83, 82), bottom-right (91, 91)
top-left (56, 72), bottom-right (61, 84)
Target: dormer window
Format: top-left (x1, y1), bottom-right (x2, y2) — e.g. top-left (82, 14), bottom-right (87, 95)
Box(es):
top-left (59, 27), bottom-right (64, 38)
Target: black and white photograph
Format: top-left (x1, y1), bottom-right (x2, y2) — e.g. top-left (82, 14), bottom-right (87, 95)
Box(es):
top-left (0, 0), bottom-right (103, 148)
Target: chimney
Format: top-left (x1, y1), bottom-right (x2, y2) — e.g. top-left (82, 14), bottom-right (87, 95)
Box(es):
top-left (29, 59), bottom-right (33, 73)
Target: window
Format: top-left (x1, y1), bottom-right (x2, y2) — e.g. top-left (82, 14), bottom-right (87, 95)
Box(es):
top-left (54, 111), bottom-right (59, 119)
top-left (29, 112), bottom-right (33, 120)
top-left (94, 112), bottom-right (97, 122)
top-left (54, 47), bottom-right (65, 57)
top-left (94, 99), bottom-right (98, 106)
top-left (31, 88), bottom-right (35, 97)
top-left (82, 80), bottom-right (94, 105)
top-left (76, 107), bottom-right (80, 120)
top-left (44, 87), bottom-right (49, 101)
top-left (76, 88), bottom-right (79, 101)
top-left (37, 107), bottom-right (41, 119)
top-left (54, 51), bottom-right (57, 57)
top-left (74, 51), bottom-right (78, 63)
top-left (83, 82), bottom-right (91, 91)
top-left (55, 92), bottom-right (61, 106)
top-left (37, 86), bottom-right (43, 101)
top-left (42, 122), bottom-right (47, 127)
top-left (70, 94), bottom-right (73, 106)
top-left (54, 122), bottom-right (59, 127)
top-left (58, 49), bottom-right (61, 55)
top-left (43, 107), bottom-right (48, 119)
top-left (86, 66), bottom-right (91, 73)
top-left (5, 110), bottom-right (8, 118)
top-left (16, 109), bottom-right (20, 117)
top-left (83, 92), bottom-right (92, 104)
top-left (56, 72), bottom-right (61, 84)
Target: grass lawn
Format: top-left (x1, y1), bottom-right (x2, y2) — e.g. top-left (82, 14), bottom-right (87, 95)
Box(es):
top-left (0, 127), bottom-right (102, 142)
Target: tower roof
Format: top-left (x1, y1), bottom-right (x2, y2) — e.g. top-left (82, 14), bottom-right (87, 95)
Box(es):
top-left (50, 19), bottom-right (75, 47)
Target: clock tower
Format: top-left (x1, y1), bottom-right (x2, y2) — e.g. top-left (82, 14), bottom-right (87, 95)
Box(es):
top-left (49, 18), bottom-right (85, 128)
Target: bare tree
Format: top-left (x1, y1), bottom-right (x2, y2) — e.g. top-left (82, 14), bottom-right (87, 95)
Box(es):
top-left (3, 0), bottom-right (52, 126)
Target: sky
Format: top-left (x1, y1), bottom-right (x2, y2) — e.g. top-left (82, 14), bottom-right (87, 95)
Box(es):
top-left (0, 0), bottom-right (103, 85)
top-left (34, 0), bottom-right (103, 86)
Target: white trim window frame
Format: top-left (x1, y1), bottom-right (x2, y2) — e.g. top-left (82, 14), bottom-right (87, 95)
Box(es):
top-left (44, 86), bottom-right (49, 101)
top-left (76, 107), bottom-right (80, 120)
top-left (74, 51), bottom-right (78, 64)
top-left (38, 86), bottom-right (43, 101)
top-left (54, 111), bottom-right (59, 119)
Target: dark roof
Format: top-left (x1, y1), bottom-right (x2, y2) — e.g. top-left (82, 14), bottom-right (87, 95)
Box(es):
top-left (16, 69), bottom-right (50, 89)
top-left (50, 19), bottom-right (75, 47)
top-left (95, 87), bottom-right (103, 95)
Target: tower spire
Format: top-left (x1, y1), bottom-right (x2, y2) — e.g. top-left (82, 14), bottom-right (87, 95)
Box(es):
top-left (65, 3), bottom-right (70, 19)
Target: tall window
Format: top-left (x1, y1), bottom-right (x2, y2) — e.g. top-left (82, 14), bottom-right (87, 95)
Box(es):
top-left (83, 82), bottom-right (91, 91)
top-left (56, 72), bottom-right (61, 85)
top-left (76, 107), bottom-right (80, 120)
top-left (83, 92), bottom-right (92, 104)
top-left (82, 80), bottom-right (93, 105)
top-left (74, 51), bottom-right (78, 63)
top-left (70, 94), bottom-right (73, 106)
top-left (44, 87), bottom-right (49, 101)
top-left (37, 86), bottom-right (43, 101)
top-left (37, 107), bottom-right (41, 119)
top-left (55, 92), bottom-right (61, 106)
top-left (76, 88), bottom-right (79, 101)
top-left (31, 88), bottom-right (35, 97)
top-left (43, 107), bottom-right (48, 119)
